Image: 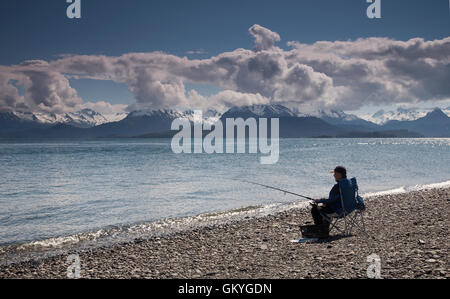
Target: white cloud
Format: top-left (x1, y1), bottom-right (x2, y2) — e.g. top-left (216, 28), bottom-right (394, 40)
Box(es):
top-left (80, 101), bottom-right (127, 115)
top-left (0, 70), bottom-right (25, 112)
top-left (285, 36), bottom-right (450, 110)
top-left (210, 90), bottom-right (270, 109)
top-left (1, 25), bottom-right (449, 115)
top-left (21, 69), bottom-right (83, 113)
top-left (186, 49), bottom-right (208, 55)
top-left (249, 24), bottom-right (281, 52)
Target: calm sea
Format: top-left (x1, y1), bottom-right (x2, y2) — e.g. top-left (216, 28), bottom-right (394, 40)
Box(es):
top-left (0, 138), bottom-right (449, 259)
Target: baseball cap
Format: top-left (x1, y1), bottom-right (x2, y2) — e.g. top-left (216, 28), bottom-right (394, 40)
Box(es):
top-left (330, 166), bottom-right (347, 177)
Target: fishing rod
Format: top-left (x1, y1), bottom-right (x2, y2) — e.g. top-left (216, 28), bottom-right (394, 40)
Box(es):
top-left (239, 179), bottom-right (315, 201)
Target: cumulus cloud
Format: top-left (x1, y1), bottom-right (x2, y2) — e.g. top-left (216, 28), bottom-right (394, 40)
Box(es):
top-left (0, 70), bottom-right (24, 112)
top-left (125, 68), bottom-right (187, 111)
top-left (249, 24), bottom-right (281, 52)
top-left (184, 89), bottom-right (270, 111)
top-left (21, 69), bottom-right (83, 113)
top-left (0, 61), bottom-right (82, 113)
top-left (285, 37), bottom-right (450, 109)
top-left (1, 24), bottom-right (449, 114)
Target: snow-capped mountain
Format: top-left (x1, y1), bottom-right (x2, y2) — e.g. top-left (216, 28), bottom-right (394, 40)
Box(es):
top-left (382, 108), bottom-right (450, 137)
top-left (222, 104), bottom-right (297, 119)
top-left (0, 110), bottom-right (48, 133)
top-left (2, 104), bottom-right (449, 138)
top-left (203, 109), bottom-right (222, 118)
top-left (362, 108), bottom-right (427, 125)
top-left (445, 107), bottom-right (450, 116)
top-left (127, 108), bottom-right (222, 126)
top-left (101, 112), bottom-right (128, 123)
top-left (313, 109), bottom-right (361, 122)
top-left (87, 108), bottom-right (225, 137)
top-left (184, 109), bottom-right (222, 126)
top-left (299, 109), bottom-right (375, 127)
top-left (313, 109), bottom-right (380, 130)
top-left (12, 109), bottom-right (126, 128)
top-left (220, 104), bottom-right (347, 137)
top-left (126, 109), bottom-right (184, 119)
top-left (0, 111), bottom-right (22, 122)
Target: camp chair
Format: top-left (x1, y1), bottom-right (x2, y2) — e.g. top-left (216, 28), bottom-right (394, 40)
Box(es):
top-left (320, 177), bottom-right (367, 236)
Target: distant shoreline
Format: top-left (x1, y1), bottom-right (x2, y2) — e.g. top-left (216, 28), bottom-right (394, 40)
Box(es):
top-left (0, 131), bottom-right (431, 140)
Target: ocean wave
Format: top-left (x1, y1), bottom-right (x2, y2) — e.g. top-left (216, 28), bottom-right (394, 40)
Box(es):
top-left (14, 201), bottom-right (310, 250)
top-left (362, 187), bottom-right (407, 198)
top-left (362, 180), bottom-right (450, 198)
top-left (408, 180), bottom-right (450, 191)
top-left (0, 200), bottom-right (311, 265)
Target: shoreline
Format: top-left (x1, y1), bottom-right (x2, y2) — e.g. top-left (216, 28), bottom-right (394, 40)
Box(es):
top-left (0, 186), bottom-right (448, 279)
top-left (2, 180), bottom-right (449, 265)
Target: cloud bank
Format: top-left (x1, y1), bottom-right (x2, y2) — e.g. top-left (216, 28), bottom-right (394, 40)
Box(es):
top-left (1, 25), bottom-right (449, 114)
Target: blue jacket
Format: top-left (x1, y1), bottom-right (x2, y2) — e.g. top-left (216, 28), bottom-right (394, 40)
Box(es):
top-left (316, 182), bottom-right (342, 212)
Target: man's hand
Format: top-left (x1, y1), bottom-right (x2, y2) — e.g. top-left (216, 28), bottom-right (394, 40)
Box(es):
top-left (310, 199), bottom-right (319, 206)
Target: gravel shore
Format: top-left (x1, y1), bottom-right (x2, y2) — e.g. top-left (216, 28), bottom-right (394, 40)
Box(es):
top-left (1, 187), bottom-right (449, 279)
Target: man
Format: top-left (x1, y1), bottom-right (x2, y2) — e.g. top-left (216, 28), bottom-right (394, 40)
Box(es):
top-left (310, 166), bottom-right (348, 232)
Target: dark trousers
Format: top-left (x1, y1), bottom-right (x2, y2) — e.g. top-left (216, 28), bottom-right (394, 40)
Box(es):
top-left (311, 204), bottom-right (331, 229)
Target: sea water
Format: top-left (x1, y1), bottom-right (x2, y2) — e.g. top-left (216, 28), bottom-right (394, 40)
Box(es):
top-left (0, 138), bottom-right (449, 259)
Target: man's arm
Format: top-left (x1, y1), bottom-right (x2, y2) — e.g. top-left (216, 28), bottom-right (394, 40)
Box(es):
top-left (315, 184), bottom-right (340, 205)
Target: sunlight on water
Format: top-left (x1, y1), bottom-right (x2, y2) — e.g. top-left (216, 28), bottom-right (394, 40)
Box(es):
top-left (0, 138), bottom-right (449, 250)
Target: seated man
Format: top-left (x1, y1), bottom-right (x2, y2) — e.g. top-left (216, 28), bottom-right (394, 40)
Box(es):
top-left (310, 166), bottom-right (348, 232)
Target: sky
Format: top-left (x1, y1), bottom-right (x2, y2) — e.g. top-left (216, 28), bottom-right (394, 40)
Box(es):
top-left (1, 0), bottom-right (449, 116)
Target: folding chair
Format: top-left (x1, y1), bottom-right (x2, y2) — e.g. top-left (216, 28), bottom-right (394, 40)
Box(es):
top-left (320, 177), bottom-right (367, 236)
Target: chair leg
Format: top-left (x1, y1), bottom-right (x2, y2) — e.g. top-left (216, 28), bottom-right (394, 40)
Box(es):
top-left (350, 212), bottom-right (362, 235)
top-left (343, 215), bottom-right (347, 235)
top-left (351, 211), bottom-right (368, 236)
top-left (322, 211), bottom-right (368, 237)
top-left (322, 215), bottom-right (340, 235)
top-left (326, 216), bottom-right (346, 235)
top-left (359, 212), bottom-right (368, 235)
top-left (347, 214), bottom-right (355, 235)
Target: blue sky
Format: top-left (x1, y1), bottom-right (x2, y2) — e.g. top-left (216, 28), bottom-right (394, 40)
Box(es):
top-left (1, 0), bottom-right (450, 115)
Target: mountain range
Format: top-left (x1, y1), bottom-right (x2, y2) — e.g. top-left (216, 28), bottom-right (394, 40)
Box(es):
top-left (1, 104), bottom-right (449, 138)
top-left (362, 107), bottom-right (427, 124)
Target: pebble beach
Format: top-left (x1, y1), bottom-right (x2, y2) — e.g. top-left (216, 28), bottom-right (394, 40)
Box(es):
top-left (0, 187), bottom-right (448, 279)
